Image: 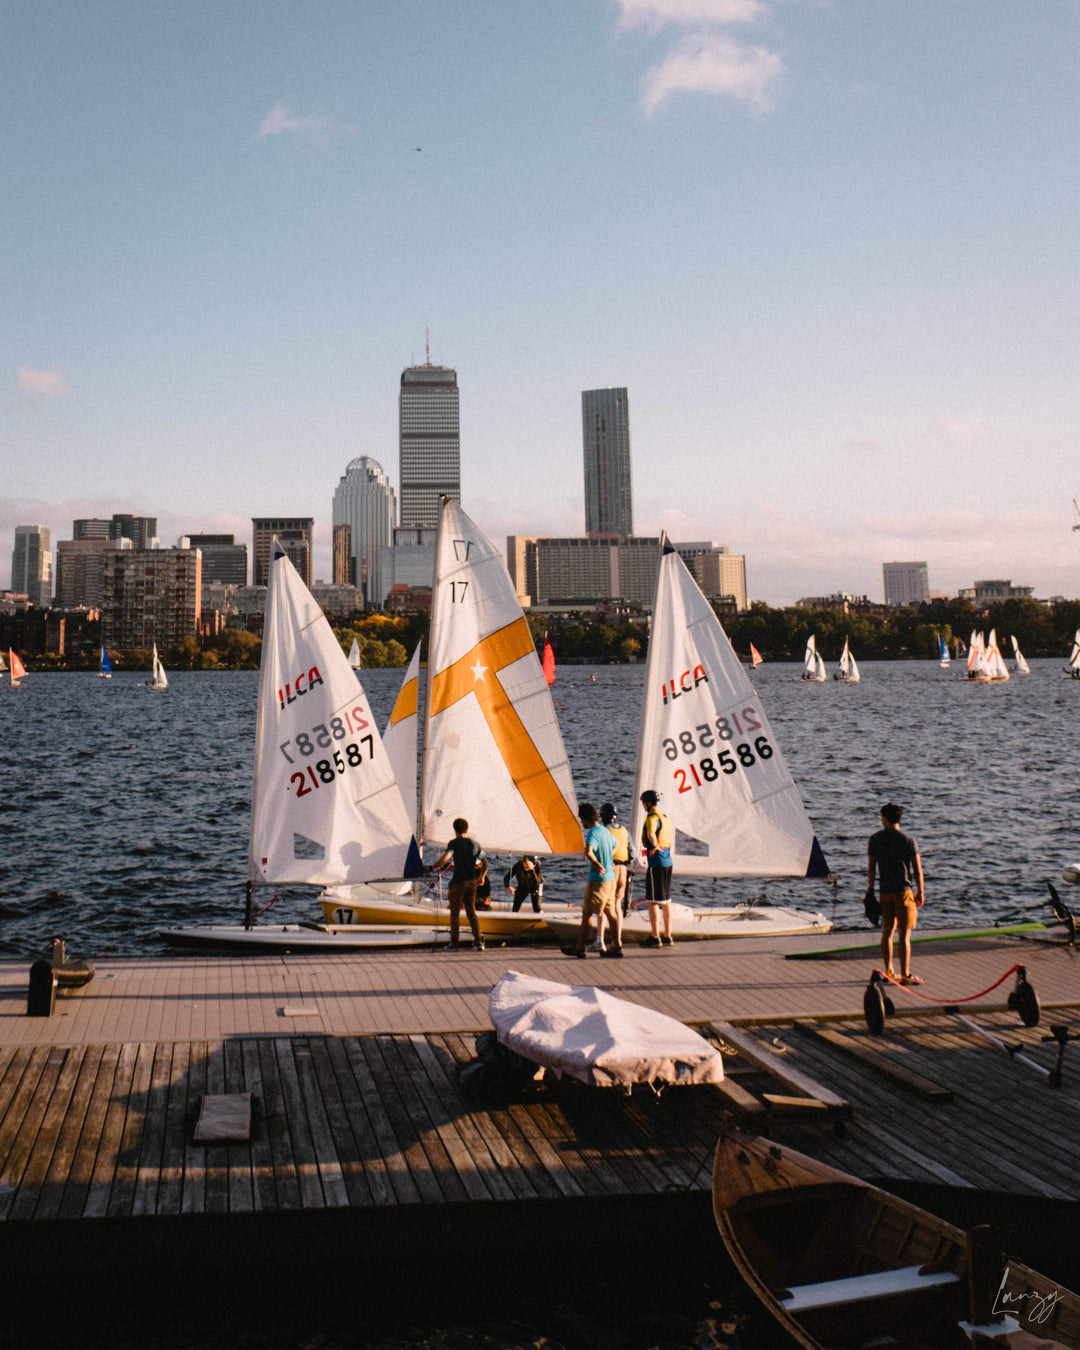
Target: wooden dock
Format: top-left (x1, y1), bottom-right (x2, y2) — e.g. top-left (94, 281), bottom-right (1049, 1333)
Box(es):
top-left (0, 931), bottom-right (1077, 1279)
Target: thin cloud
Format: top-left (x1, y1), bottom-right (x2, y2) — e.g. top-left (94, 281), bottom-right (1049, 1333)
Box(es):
top-left (615, 0), bottom-right (766, 30)
top-left (642, 32), bottom-right (783, 115)
top-left (257, 102), bottom-right (332, 139)
top-left (15, 366), bottom-right (69, 398)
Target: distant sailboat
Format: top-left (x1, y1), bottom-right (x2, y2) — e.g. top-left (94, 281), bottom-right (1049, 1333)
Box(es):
top-left (99, 646), bottom-right (113, 678)
top-left (749, 644), bottom-right (763, 668)
top-left (0, 650), bottom-right (6, 676)
top-left (955, 636), bottom-right (967, 657)
top-left (963, 630), bottom-right (991, 682)
top-left (542, 635), bottom-right (556, 686)
top-left (148, 644), bottom-right (168, 691)
top-left (835, 637), bottom-right (861, 683)
top-left (1010, 635), bottom-right (1030, 675)
top-left (801, 635), bottom-right (827, 682)
top-left (985, 629), bottom-right (1010, 682)
top-left (937, 634), bottom-right (950, 668)
top-left (1064, 629), bottom-right (1080, 679)
top-left (347, 637), bottom-right (362, 670)
top-left (8, 650), bottom-right (26, 689)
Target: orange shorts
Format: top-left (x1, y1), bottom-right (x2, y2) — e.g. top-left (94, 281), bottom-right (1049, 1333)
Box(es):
top-left (880, 891), bottom-right (918, 929)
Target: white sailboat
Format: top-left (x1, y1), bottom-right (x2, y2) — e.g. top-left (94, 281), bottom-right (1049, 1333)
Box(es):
top-left (801, 635), bottom-right (827, 682)
top-left (557, 544), bottom-right (829, 944)
top-left (1064, 629), bottom-right (1080, 679)
top-left (835, 637), bottom-right (861, 683)
top-left (320, 499), bottom-right (581, 938)
top-left (961, 630), bottom-right (991, 682)
top-left (347, 636), bottom-right (362, 669)
top-left (148, 644), bottom-right (168, 690)
top-left (985, 629), bottom-right (1010, 682)
top-left (160, 545), bottom-right (431, 952)
top-left (1010, 635), bottom-right (1030, 675)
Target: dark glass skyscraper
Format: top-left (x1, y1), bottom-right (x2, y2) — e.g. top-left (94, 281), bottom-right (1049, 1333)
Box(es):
top-left (399, 359), bottom-right (459, 528)
top-left (582, 387), bottom-right (633, 540)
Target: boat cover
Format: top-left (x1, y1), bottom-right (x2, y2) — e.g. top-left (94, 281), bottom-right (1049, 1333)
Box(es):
top-left (489, 970), bottom-right (724, 1088)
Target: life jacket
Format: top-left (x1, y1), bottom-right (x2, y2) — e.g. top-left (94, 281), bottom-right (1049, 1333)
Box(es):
top-left (642, 811), bottom-right (673, 851)
top-left (606, 823), bottom-right (631, 862)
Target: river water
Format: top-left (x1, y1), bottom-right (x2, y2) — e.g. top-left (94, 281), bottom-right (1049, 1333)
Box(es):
top-left (1, 661), bottom-right (1076, 958)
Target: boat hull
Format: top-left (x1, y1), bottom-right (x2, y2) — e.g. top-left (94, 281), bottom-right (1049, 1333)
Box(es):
top-left (157, 924), bottom-right (456, 952)
top-left (318, 894), bottom-right (558, 938)
top-left (713, 1131), bottom-right (1080, 1350)
top-left (542, 900), bottom-right (831, 945)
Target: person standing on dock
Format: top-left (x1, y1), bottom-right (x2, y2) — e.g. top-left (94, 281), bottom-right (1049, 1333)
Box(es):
top-left (640, 789), bottom-right (674, 947)
top-left (601, 801), bottom-right (632, 939)
top-left (562, 802), bottom-right (618, 957)
top-left (430, 818), bottom-right (485, 951)
top-left (867, 802), bottom-right (925, 984)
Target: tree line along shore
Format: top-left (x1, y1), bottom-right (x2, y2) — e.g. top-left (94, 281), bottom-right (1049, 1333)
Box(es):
top-left (15, 595), bottom-right (1080, 672)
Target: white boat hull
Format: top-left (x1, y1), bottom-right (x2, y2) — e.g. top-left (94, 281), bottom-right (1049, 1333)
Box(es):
top-left (542, 900), bottom-right (831, 945)
top-left (158, 923), bottom-right (454, 952)
top-left (320, 885), bottom-right (562, 939)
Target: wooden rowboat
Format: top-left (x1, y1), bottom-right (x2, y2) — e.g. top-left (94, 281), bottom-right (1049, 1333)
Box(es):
top-left (713, 1130), bottom-right (1080, 1350)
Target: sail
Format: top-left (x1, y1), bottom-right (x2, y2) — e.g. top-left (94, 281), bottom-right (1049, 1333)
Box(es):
top-left (802, 636), bottom-right (817, 677)
top-left (846, 652), bottom-right (861, 683)
top-left (150, 644), bottom-right (168, 689)
top-left (383, 643), bottom-right (421, 834)
top-left (937, 635), bottom-right (950, 667)
top-left (630, 545), bottom-right (829, 879)
top-left (348, 637), bottom-right (361, 669)
top-left (9, 650), bottom-right (26, 684)
top-left (100, 647), bottom-right (112, 675)
top-left (749, 644), bottom-right (763, 667)
top-left (542, 637), bottom-right (556, 686)
top-left (1010, 635), bottom-right (1030, 675)
top-left (249, 548), bottom-right (423, 886)
top-left (1067, 630), bottom-right (1080, 672)
top-left (838, 638), bottom-right (851, 677)
top-left (966, 631), bottom-right (988, 678)
top-left (986, 629), bottom-right (1010, 681)
top-left (0, 650), bottom-right (7, 672)
top-left (421, 499), bottom-right (580, 855)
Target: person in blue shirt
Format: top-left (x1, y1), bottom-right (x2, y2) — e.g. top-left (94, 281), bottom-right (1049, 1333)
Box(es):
top-left (562, 802), bottom-right (619, 958)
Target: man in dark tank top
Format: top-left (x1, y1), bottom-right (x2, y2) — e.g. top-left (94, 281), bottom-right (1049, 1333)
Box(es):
top-left (867, 802), bottom-right (925, 985)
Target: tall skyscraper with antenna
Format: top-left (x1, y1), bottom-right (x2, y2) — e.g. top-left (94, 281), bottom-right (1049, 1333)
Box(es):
top-left (399, 333), bottom-right (459, 528)
top-left (582, 387), bottom-right (633, 540)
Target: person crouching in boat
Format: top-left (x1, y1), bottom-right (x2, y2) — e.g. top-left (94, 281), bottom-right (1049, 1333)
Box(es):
top-left (507, 855), bottom-right (544, 913)
top-left (640, 789), bottom-right (674, 947)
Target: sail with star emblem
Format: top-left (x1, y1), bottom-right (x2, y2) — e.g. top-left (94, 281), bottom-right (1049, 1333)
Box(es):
top-left (421, 499), bottom-right (581, 854)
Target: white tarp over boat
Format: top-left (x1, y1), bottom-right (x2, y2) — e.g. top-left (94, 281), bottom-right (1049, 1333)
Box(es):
top-left (630, 544), bottom-right (829, 879)
top-left (422, 499), bottom-right (580, 855)
top-left (489, 969), bottom-right (725, 1088)
top-left (249, 546), bottom-right (423, 887)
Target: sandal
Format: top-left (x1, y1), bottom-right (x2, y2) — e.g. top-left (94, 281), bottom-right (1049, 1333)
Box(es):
top-left (901, 974), bottom-right (924, 985)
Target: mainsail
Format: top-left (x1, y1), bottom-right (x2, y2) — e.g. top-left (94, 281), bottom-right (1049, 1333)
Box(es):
top-left (250, 547), bottom-right (423, 886)
top-left (421, 499), bottom-right (580, 854)
top-left (937, 634), bottom-right (950, 668)
top-left (630, 545), bottom-right (829, 879)
top-left (383, 643), bottom-right (421, 834)
top-left (1010, 635), bottom-right (1030, 675)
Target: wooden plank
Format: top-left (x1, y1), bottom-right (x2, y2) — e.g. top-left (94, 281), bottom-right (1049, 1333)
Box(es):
top-left (305, 1037), bottom-right (376, 1208)
top-left (180, 1041), bottom-right (208, 1215)
top-left (354, 1037), bottom-right (447, 1205)
top-left (240, 1037), bottom-right (279, 1213)
top-left (803, 1025), bottom-right (954, 1101)
top-left (272, 1038), bottom-right (330, 1208)
top-left (155, 1041), bottom-right (190, 1216)
top-left (130, 1043), bottom-right (175, 1218)
top-left (289, 1039), bottom-right (348, 1207)
top-left (83, 1042), bottom-right (139, 1218)
top-left (224, 1039), bottom-right (255, 1213)
top-left (107, 1042), bottom-right (156, 1217)
top-left (4, 1047), bottom-right (83, 1221)
top-left (202, 1041), bottom-right (231, 1214)
top-left (54, 1045), bottom-right (117, 1222)
top-left (706, 1022), bottom-right (852, 1117)
top-left (337, 1031), bottom-right (418, 1204)
top-left (26, 1046), bottom-right (104, 1222)
top-left (257, 1037), bottom-right (301, 1211)
top-left (376, 1035), bottom-right (471, 1204)
top-left (709, 1076), bottom-right (767, 1117)
top-left (0, 1046), bottom-right (69, 1214)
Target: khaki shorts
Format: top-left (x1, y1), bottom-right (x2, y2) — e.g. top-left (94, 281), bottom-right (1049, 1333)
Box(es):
top-left (880, 890), bottom-right (918, 929)
top-left (612, 864), bottom-right (628, 908)
top-left (583, 879), bottom-right (617, 920)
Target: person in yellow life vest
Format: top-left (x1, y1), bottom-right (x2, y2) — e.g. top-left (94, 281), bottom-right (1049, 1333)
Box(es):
top-left (640, 789), bottom-right (674, 947)
top-left (600, 802), bottom-right (631, 956)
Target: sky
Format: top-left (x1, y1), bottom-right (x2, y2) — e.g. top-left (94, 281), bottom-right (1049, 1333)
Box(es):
top-left (3, 0), bottom-right (1078, 604)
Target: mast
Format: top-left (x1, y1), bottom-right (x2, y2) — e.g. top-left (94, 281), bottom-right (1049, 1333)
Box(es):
top-left (417, 497), bottom-right (450, 852)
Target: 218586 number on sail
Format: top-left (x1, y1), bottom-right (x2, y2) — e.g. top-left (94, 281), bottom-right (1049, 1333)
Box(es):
top-left (661, 706), bottom-right (773, 793)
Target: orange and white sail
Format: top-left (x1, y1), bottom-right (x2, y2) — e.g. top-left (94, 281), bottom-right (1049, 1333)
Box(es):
top-left (8, 650), bottom-right (27, 686)
top-left (986, 629), bottom-right (1010, 681)
top-left (749, 644), bottom-right (763, 668)
top-left (421, 499), bottom-right (580, 855)
top-left (382, 643), bottom-right (421, 834)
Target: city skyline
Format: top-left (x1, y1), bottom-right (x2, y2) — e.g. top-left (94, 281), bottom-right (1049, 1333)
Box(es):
top-left (4, 5), bottom-right (1078, 603)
